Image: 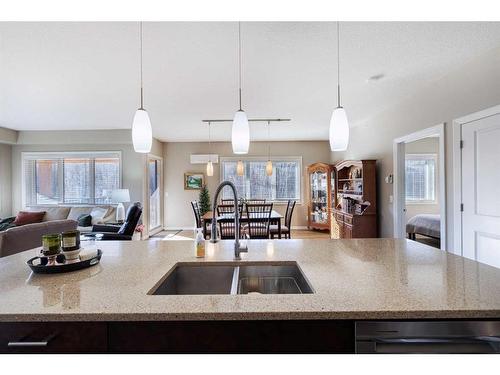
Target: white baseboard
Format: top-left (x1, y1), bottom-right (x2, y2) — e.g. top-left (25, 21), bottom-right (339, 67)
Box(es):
top-left (291, 226), bottom-right (309, 230)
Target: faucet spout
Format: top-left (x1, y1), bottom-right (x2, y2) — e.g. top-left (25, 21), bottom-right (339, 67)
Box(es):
top-left (210, 181), bottom-right (248, 259)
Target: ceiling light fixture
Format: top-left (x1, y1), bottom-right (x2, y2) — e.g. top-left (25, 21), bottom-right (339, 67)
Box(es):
top-left (329, 22), bottom-right (349, 152)
top-left (266, 121), bottom-right (273, 176)
top-left (132, 22), bottom-right (152, 153)
top-left (206, 122), bottom-right (214, 177)
top-left (232, 22), bottom-right (250, 155)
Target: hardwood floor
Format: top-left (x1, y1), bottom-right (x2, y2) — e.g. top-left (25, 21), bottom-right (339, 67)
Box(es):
top-left (149, 229), bottom-right (330, 241)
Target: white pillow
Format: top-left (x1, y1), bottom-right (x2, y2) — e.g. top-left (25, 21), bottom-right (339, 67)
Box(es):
top-left (90, 207), bottom-right (108, 225)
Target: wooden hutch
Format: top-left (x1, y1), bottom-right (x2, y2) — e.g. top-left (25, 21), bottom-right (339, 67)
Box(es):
top-left (331, 160), bottom-right (377, 238)
top-left (307, 162), bottom-right (335, 231)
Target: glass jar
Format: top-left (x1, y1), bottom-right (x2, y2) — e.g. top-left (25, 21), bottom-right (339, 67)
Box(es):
top-left (42, 234), bottom-right (61, 257)
top-left (61, 230), bottom-right (80, 251)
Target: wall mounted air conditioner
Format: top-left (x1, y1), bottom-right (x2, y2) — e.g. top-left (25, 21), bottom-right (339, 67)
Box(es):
top-left (190, 154), bottom-right (219, 164)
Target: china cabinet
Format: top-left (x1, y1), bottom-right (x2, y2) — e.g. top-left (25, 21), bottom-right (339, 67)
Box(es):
top-left (331, 160), bottom-right (377, 238)
top-left (307, 162), bottom-right (335, 231)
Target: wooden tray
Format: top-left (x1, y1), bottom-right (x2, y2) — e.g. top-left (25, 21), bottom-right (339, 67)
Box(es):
top-left (27, 249), bottom-right (102, 274)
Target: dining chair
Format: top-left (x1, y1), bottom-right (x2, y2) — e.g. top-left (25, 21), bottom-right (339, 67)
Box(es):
top-left (191, 201), bottom-right (202, 229)
top-left (216, 204), bottom-right (245, 239)
top-left (270, 200), bottom-right (296, 239)
top-left (245, 203), bottom-right (273, 239)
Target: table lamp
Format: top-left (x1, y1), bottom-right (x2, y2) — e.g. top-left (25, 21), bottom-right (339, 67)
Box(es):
top-left (111, 189), bottom-right (130, 223)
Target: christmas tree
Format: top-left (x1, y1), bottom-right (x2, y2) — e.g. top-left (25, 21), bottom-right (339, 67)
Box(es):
top-left (198, 185), bottom-right (211, 216)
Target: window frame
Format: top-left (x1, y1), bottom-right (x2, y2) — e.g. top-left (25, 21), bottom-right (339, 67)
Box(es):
top-left (22, 151), bottom-right (123, 207)
top-left (404, 153), bottom-right (438, 205)
top-left (219, 156), bottom-right (303, 205)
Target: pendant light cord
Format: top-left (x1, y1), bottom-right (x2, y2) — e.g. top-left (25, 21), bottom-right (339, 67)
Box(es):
top-left (337, 21), bottom-right (341, 108)
top-left (267, 121), bottom-right (271, 160)
top-left (238, 21), bottom-right (242, 110)
top-left (139, 21), bottom-right (144, 110)
top-left (208, 122), bottom-right (211, 153)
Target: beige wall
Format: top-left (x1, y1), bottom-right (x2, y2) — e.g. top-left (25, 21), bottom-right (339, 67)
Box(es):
top-left (164, 141), bottom-right (331, 229)
top-left (0, 143), bottom-right (12, 217)
top-left (404, 137), bottom-right (440, 223)
top-left (331, 47), bottom-right (500, 251)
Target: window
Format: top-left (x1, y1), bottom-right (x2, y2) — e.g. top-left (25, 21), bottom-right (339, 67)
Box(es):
top-left (23, 152), bottom-right (121, 206)
top-left (220, 157), bottom-right (301, 202)
top-left (405, 154), bottom-right (437, 203)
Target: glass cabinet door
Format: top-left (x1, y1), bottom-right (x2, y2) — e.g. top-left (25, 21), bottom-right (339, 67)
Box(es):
top-left (310, 170), bottom-right (328, 224)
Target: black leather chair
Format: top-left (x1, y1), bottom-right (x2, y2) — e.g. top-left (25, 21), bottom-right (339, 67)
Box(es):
top-left (91, 202), bottom-right (143, 241)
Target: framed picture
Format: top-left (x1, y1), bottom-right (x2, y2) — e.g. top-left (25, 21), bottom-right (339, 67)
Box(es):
top-left (184, 172), bottom-right (205, 190)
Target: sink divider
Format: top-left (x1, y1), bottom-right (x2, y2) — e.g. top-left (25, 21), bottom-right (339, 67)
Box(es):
top-left (230, 266), bottom-right (240, 295)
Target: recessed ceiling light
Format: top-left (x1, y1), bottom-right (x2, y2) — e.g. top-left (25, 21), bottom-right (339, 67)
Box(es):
top-left (367, 73), bottom-right (385, 82)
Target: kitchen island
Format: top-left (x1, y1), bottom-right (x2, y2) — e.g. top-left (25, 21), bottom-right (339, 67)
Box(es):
top-left (1, 239), bottom-right (500, 353)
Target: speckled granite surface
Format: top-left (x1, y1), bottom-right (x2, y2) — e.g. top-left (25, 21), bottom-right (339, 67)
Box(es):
top-left (1, 239), bottom-right (500, 322)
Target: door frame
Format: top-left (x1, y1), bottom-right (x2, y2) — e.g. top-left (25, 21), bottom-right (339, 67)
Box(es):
top-left (452, 104), bottom-right (500, 256)
top-left (145, 154), bottom-right (164, 237)
top-left (393, 123), bottom-right (446, 251)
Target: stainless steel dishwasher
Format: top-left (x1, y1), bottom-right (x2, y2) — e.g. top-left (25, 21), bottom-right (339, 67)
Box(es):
top-left (356, 321), bottom-right (500, 353)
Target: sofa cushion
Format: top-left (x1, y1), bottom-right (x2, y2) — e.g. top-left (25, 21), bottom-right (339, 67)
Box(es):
top-left (13, 211), bottom-right (46, 226)
top-left (67, 207), bottom-right (93, 221)
top-left (41, 207), bottom-right (71, 222)
top-left (77, 214), bottom-right (92, 227)
top-left (90, 207), bottom-right (108, 225)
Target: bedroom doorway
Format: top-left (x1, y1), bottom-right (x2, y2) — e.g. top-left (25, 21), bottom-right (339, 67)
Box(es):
top-left (393, 124), bottom-right (446, 250)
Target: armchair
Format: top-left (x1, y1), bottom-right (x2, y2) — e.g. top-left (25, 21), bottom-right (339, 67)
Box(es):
top-left (91, 202), bottom-right (142, 241)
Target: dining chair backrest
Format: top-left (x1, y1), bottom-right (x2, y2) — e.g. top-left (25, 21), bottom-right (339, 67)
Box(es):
top-left (246, 199), bottom-right (266, 205)
top-left (285, 200), bottom-right (296, 228)
top-left (191, 201), bottom-right (202, 228)
top-left (245, 203), bottom-right (273, 239)
top-left (221, 198), bottom-right (234, 205)
top-left (217, 203), bottom-right (243, 216)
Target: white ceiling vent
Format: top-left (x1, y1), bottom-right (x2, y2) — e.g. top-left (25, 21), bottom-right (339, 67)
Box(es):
top-left (190, 154), bottom-right (219, 164)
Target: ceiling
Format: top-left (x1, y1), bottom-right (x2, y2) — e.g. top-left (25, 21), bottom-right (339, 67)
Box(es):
top-left (1, 22), bottom-right (500, 142)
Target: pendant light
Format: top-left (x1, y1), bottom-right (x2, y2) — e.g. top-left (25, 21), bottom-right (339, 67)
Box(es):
top-left (132, 22), bottom-right (153, 153)
top-left (329, 22), bottom-right (349, 152)
top-left (237, 160), bottom-right (244, 176)
top-left (206, 122), bottom-right (214, 176)
top-left (266, 121), bottom-right (273, 176)
top-left (232, 22), bottom-right (250, 154)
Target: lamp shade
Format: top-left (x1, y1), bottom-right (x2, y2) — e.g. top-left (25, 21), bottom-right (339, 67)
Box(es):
top-left (232, 110), bottom-right (250, 154)
top-left (111, 189), bottom-right (130, 204)
top-left (132, 109), bottom-right (152, 153)
top-left (266, 160), bottom-right (273, 176)
top-left (237, 160), bottom-right (244, 176)
top-left (206, 161), bottom-right (214, 177)
top-left (329, 107), bottom-right (349, 152)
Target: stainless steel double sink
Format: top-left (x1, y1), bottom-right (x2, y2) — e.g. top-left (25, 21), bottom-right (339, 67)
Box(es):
top-left (149, 262), bottom-right (314, 295)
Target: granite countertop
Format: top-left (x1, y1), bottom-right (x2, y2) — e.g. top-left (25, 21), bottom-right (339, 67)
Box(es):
top-left (1, 238), bottom-right (500, 322)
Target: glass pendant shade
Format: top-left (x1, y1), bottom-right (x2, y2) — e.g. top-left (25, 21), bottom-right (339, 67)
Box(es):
top-left (206, 160), bottom-right (214, 177)
top-left (266, 160), bottom-right (273, 176)
top-left (232, 110), bottom-right (250, 154)
top-left (237, 160), bottom-right (244, 176)
top-left (132, 109), bottom-right (152, 153)
top-left (329, 106), bottom-right (349, 152)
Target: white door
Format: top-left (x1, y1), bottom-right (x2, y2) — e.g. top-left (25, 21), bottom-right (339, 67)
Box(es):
top-left (462, 112), bottom-right (500, 268)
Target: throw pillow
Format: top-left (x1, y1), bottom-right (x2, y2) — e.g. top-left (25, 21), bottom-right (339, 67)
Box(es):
top-left (13, 211), bottom-right (46, 226)
top-left (77, 214), bottom-right (92, 227)
top-left (90, 207), bottom-right (108, 225)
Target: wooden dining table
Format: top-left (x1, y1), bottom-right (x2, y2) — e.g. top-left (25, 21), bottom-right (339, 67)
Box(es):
top-left (201, 210), bottom-right (284, 239)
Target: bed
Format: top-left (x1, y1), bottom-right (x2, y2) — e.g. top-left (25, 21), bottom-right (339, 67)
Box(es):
top-left (406, 214), bottom-right (440, 240)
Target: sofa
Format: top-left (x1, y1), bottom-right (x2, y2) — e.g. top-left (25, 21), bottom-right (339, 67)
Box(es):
top-left (0, 219), bottom-right (77, 258)
top-left (0, 205), bottom-right (118, 258)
